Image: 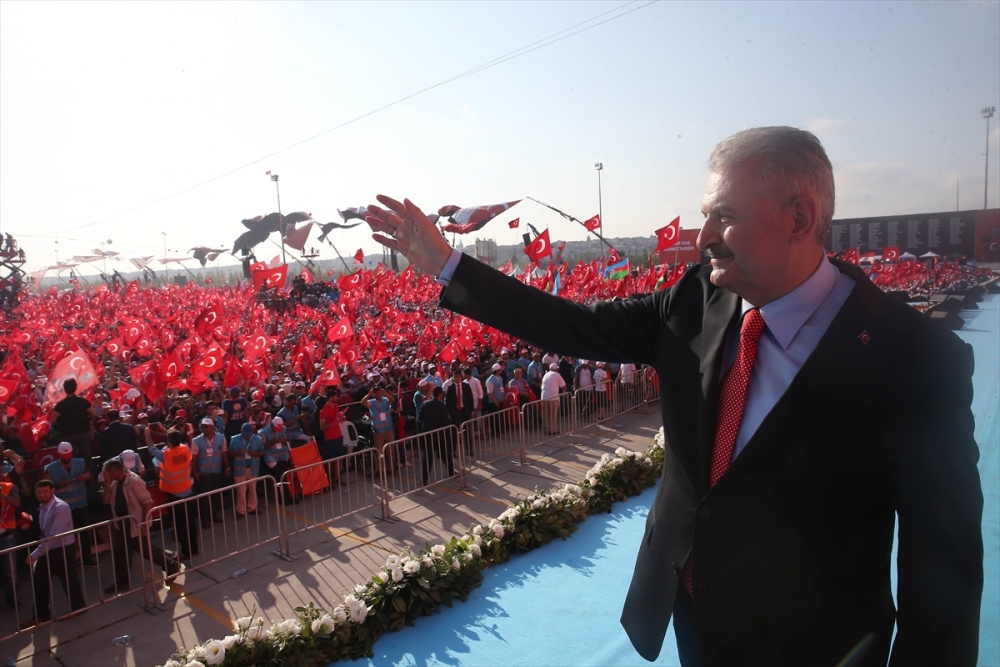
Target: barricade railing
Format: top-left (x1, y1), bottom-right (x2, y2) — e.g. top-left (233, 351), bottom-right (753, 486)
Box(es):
top-left (572, 384), bottom-right (616, 432)
top-left (2, 365), bottom-right (665, 631)
top-left (142, 475), bottom-right (283, 606)
top-left (461, 407), bottom-right (524, 469)
top-left (615, 369), bottom-right (647, 417)
top-left (381, 426), bottom-right (463, 517)
top-left (0, 513), bottom-right (147, 641)
top-left (520, 393), bottom-right (575, 449)
top-left (277, 448), bottom-right (386, 557)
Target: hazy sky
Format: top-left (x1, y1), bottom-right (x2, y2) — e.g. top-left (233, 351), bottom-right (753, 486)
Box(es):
top-left (2, 1), bottom-right (998, 275)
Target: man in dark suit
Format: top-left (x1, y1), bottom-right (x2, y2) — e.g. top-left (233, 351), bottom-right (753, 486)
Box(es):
top-left (99, 409), bottom-right (138, 465)
top-left (444, 368), bottom-right (474, 450)
top-left (418, 387), bottom-right (454, 484)
top-left (364, 127), bottom-right (983, 666)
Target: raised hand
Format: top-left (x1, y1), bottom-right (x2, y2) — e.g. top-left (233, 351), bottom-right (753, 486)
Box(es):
top-left (366, 196), bottom-right (452, 277)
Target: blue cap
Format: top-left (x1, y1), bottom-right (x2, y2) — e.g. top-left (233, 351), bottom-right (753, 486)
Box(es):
top-left (241, 423), bottom-right (254, 435)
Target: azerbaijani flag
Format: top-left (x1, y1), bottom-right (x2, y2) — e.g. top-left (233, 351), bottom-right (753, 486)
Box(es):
top-left (552, 271), bottom-right (563, 296)
top-left (603, 258), bottom-right (629, 281)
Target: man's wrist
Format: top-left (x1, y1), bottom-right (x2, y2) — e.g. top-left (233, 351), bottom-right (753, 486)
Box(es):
top-left (435, 249), bottom-right (463, 287)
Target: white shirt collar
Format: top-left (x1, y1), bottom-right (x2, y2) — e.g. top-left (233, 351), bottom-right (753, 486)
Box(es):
top-left (745, 256), bottom-right (838, 350)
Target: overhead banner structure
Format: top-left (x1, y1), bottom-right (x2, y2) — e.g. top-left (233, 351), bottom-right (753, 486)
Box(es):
top-left (825, 208), bottom-right (999, 262)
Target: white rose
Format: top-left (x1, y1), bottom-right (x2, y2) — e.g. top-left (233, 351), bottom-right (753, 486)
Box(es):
top-left (391, 566), bottom-right (403, 582)
top-left (354, 583), bottom-right (367, 595)
top-left (531, 498), bottom-right (545, 510)
top-left (204, 640), bottom-right (225, 665)
top-left (431, 544), bottom-right (446, 557)
top-left (469, 544), bottom-right (482, 558)
top-left (385, 554), bottom-right (401, 568)
top-left (184, 661), bottom-right (203, 667)
top-left (403, 560), bottom-right (420, 574)
top-left (586, 476), bottom-right (598, 487)
top-left (612, 458), bottom-right (623, 466)
top-left (312, 615), bottom-right (335, 636)
top-left (422, 556), bottom-right (434, 569)
top-left (235, 615), bottom-right (253, 630)
top-left (551, 492), bottom-right (564, 502)
top-left (164, 661), bottom-right (183, 667)
top-left (645, 457), bottom-right (652, 465)
top-left (461, 551), bottom-right (473, 563)
top-left (349, 600), bottom-right (369, 623)
top-left (247, 623), bottom-right (268, 641)
top-left (472, 525), bottom-right (482, 536)
top-left (343, 594), bottom-right (358, 606)
top-left (615, 447), bottom-right (627, 456)
top-left (452, 558), bottom-right (461, 570)
top-left (333, 608), bottom-right (348, 624)
top-left (491, 523), bottom-right (505, 539)
top-left (220, 634), bottom-right (241, 649)
top-left (188, 646), bottom-right (207, 659)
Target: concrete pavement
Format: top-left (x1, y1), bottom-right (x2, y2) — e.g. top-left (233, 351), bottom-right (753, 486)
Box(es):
top-left (0, 408), bottom-right (662, 667)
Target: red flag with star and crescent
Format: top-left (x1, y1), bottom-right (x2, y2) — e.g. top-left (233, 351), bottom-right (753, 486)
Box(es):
top-left (654, 217), bottom-right (680, 252)
top-left (524, 229), bottom-right (553, 264)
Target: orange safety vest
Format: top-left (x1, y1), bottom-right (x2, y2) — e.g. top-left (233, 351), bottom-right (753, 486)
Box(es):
top-left (159, 445), bottom-right (193, 495)
top-left (0, 481), bottom-right (16, 531)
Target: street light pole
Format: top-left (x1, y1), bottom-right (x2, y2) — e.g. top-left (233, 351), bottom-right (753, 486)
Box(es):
top-left (983, 106), bottom-right (995, 210)
top-left (272, 174), bottom-right (286, 264)
top-left (595, 162), bottom-right (605, 264)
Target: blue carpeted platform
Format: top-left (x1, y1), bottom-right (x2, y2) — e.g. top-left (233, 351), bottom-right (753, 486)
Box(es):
top-left (353, 294), bottom-right (1000, 667)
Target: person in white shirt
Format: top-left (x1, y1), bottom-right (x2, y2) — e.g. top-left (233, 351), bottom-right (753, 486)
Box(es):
top-left (593, 361), bottom-right (611, 420)
top-left (463, 367), bottom-right (484, 435)
top-left (24, 480), bottom-right (86, 627)
top-left (540, 363), bottom-right (567, 435)
top-left (618, 362), bottom-right (638, 409)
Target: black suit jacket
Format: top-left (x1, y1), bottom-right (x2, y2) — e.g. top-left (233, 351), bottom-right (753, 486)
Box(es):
top-left (99, 421), bottom-right (138, 463)
top-left (441, 254), bottom-right (983, 666)
top-left (445, 381), bottom-right (474, 425)
top-left (419, 399), bottom-right (451, 433)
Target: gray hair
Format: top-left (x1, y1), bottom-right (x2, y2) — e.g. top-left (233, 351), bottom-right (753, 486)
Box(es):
top-left (708, 126), bottom-right (835, 242)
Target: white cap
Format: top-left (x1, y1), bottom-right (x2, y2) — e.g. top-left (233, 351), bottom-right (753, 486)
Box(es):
top-left (492, 363), bottom-right (503, 371)
top-left (57, 442), bottom-right (73, 455)
top-left (121, 450), bottom-right (137, 468)
top-left (200, 417), bottom-right (215, 427)
top-left (549, 363), bottom-right (559, 370)
top-left (272, 416), bottom-right (284, 429)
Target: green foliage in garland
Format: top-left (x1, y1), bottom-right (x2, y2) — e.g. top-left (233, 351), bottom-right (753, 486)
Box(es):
top-left (162, 430), bottom-right (666, 667)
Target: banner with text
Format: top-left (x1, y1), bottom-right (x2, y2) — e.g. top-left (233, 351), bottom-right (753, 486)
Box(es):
top-left (824, 209), bottom-right (999, 260)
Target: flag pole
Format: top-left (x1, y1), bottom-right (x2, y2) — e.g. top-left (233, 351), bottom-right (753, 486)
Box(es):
top-left (326, 240), bottom-right (352, 275)
top-left (271, 174), bottom-right (286, 265)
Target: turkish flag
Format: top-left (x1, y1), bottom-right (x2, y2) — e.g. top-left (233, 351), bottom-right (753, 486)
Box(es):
top-left (249, 261), bottom-right (267, 274)
top-left (584, 215), bottom-right (601, 232)
top-left (160, 351), bottom-right (184, 383)
top-left (283, 222), bottom-right (314, 251)
top-left (43, 349), bottom-right (99, 412)
top-left (21, 418), bottom-right (51, 453)
top-left (301, 267), bottom-right (313, 283)
top-left (252, 264), bottom-right (288, 290)
top-left (654, 217), bottom-right (680, 252)
top-left (524, 229), bottom-right (553, 263)
top-left (195, 306), bottom-right (223, 337)
top-left (327, 319), bottom-right (353, 342)
top-left (842, 248), bottom-right (860, 265)
top-left (223, 357), bottom-right (243, 389)
top-left (130, 361), bottom-right (165, 403)
top-left (0, 379), bottom-right (17, 404)
top-left (192, 344), bottom-right (226, 378)
top-left (508, 218), bottom-right (520, 229)
top-left (354, 249), bottom-right (365, 266)
top-left (882, 246), bottom-right (900, 262)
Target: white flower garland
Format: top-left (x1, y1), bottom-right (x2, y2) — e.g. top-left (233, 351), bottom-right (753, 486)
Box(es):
top-left (163, 430), bottom-right (666, 666)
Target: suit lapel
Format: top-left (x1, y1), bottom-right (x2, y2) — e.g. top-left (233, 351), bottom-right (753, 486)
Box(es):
top-left (697, 288), bottom-right (741, 495)
top-left (719, 265), bottom-right (880, 483)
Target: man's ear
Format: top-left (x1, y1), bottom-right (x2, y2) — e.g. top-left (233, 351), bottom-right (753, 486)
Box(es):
top-left (789, 194), bottom-right (820, 245)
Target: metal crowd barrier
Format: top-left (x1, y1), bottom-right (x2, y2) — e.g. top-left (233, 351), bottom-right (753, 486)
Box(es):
top-left (3, 366), bottom-right (664, 637)
top-left (0, 513), bottom-right (146, 642)
top-left (614, 369), bottom-right (648, 418)
top-left (520, 394), bottom-right (576, 449)
top-left (277, 448), bottom-right (386, 556)
top-left (461, 407), bottom-right (524, 470)
top-left (142, 476), bottom-right (283, 606)
top-left (380, 426), bottom-right (464, 519)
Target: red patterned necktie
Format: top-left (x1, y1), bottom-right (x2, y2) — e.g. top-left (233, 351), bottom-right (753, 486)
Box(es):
top-left (681, 308), bottom-right (766, 597)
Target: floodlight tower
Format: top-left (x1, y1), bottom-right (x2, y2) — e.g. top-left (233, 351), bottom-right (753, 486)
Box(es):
top-left (272, 173), bottom-right (286, 264)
